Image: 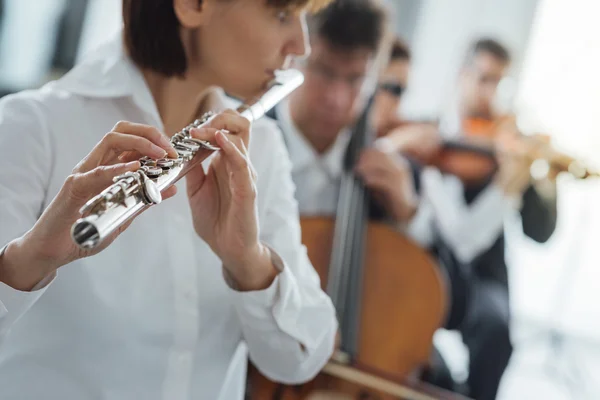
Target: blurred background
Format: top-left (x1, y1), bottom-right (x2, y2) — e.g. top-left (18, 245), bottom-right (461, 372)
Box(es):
top-left (0, 0), bottom-right (597, 398)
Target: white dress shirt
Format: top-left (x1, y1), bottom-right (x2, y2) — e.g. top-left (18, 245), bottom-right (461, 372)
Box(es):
top-left (0, 33), bottom-right (337, 400)
top-left (274, 99), bottom-right (351, 216)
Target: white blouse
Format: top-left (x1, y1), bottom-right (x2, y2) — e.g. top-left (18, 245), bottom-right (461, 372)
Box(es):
top-left (0, 33), bottom-right (337, 400)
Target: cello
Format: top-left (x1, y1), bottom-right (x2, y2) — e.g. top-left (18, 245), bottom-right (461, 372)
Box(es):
top-left (248, 95), bottom-right (468, 399)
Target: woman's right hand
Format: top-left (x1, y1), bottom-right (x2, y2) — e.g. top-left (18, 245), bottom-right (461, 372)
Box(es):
top-left (0, 121), bottom-right (179, 291)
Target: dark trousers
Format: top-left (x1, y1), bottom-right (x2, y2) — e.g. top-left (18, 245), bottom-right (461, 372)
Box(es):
top-left (460, 278), bottom-right (513, 400)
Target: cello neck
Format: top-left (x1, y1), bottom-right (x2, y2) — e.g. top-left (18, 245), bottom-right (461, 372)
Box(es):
top-left (327, 94), bottom-right (377, 360)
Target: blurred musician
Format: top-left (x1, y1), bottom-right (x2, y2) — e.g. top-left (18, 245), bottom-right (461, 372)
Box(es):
top-left (372, 37), bottom-right (411, 136)
top-left (0, 1), bottom-right (338, 399)
top-left (398, 38), bottom-right (559, 400)
top-left (268, 0), bottom-right (418, 224)
top-left (266, 0), bottom-right (461, 393)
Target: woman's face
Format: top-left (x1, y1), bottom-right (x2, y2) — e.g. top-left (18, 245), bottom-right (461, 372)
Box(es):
top-left (185, 0), bottom-right (310, 100)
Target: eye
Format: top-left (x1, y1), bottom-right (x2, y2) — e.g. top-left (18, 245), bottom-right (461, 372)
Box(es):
top-left (277, 9), bottom-right (291, 24)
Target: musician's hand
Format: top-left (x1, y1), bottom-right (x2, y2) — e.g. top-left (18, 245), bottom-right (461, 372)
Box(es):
top-left (493, 130), bottom-right (536, 197)
top-left (186, 110), bottom-right (278, 291)
top-left (355, 148), bottom-right (418, 224)
top-left (1, 122), bottom-right (178, 291)
top-left (376, 123), bottom-right (441, 164)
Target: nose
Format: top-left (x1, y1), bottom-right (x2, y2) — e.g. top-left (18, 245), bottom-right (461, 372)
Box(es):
top-left (286, 12), bottom-right (311, 59)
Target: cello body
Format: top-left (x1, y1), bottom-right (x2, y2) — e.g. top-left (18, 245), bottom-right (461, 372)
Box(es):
top-left (248, 217), bottom-right (448, 400)
top-left (248, 95), bottom-right (453, 399)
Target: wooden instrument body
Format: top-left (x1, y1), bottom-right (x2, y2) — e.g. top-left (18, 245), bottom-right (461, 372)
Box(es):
top-left (434, 117), bottom-right (499, 187)
top-left (248, 217), bottom-right (449, 400)
top-left (249, 95), bottom-right (451, 400)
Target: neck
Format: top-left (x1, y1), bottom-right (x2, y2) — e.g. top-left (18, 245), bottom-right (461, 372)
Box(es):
top-left (142, 68), bottom-right (214, 136)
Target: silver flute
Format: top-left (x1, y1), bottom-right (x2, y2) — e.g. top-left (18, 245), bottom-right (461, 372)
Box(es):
top-left (71, 69), bottom-right (304, 250)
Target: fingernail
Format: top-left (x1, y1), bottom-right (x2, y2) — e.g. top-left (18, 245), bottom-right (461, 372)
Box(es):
top-left (217, 130), bottom-right (230, 141)
top-left (151, 144), bottom-right (166, 156)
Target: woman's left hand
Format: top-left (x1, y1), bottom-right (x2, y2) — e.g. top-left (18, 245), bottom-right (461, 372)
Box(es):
top-left (185, 110), bottom-right (277, 291)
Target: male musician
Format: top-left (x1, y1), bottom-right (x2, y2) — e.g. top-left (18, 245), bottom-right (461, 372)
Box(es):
top-left (265, 0), bottom-right (457, 393)
top-left (405, 38), bottom-right (559, 400)
top-left (270, 0), bottom-right (418, 223)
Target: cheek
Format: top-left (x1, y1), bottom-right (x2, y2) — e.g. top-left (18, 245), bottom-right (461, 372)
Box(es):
top-left (200, 15), bottom-right (279, 83)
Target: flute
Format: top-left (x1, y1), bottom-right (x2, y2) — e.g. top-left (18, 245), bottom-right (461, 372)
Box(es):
top-left (71, 69), bottom-right (304, 250)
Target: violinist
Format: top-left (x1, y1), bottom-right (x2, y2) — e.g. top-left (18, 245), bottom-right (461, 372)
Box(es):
top-left (370, 35), bottom-right (467, 394)
top-left (0, 1), bottom-right (339, 399)
top-left (372, 37), bottom-right (411, 136)
top-left (393, 38), bottom-right (558, 400)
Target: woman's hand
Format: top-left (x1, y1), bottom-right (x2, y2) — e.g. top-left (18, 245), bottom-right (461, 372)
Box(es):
top-left (1, 122), bottom-right (178, 291)
top-left (185, 110), bottom-right (277, 291)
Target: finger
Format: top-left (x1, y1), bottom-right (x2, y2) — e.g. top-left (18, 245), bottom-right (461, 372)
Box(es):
top-left (113, 121), bottom-right (177, 158)
top-left (117, 150), bottom-right (143, 163)
top-left (76, 133), bottom-right (170, 173)
top-left (206, 110), bottom-right (251, 145)
top-left (190, 127), bottom-right (221, 146)
top-left (356, 150), bottom-right (381, 170)
top-left (185, 159), bottom-right (208, 200)
top-left (162, 185), bottom-right (178, 201)
top-left (215, 131), bottom-right (255, 196)
top-left (356, 155), bottom-right (394, 177)
top-left (216, 130), bottom-right (249, 170)
top-left (361, 173), bottom-right (390, 192)
top-left (67, 161), bottom-right (140, 206)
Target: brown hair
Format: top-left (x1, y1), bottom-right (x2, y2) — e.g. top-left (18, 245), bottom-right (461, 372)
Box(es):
top-left (467, 37), bottom-right (511, 65)
top-left (307, 0), bottom-right (387, 53)
top-left (122, 0), bottom-right (331, 77)
top-left (390, 37), bottom-right (410, 62)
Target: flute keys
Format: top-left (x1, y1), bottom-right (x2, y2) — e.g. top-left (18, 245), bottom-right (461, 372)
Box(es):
top-left (140, 166), bottom-right (163, 178)
top-left (175, 142), bottom-right (199, 152)
top-left (176, 148), bottom-right (193, 159)
top-left (185, 138), bottom-right (220, 151)
top-left (157, 159), bottom-right (175, 169)
top-left (138, 171), bottom-right (162, 205)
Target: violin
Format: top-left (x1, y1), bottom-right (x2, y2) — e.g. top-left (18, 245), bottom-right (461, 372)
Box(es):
top-left (380, 115), bottom-right (600, 187)
top-left (247, 96), bottom-right (469, 399)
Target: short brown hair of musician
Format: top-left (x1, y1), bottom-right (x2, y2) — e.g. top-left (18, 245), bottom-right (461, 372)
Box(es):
top-left (123, 0), bottom-right (331, 78)
top-left (390, 37), bottom-right (411, 62)
top-left (307, 0), bottom-right (388, 53)
top-left (469, 38), bottom-right (511, 64)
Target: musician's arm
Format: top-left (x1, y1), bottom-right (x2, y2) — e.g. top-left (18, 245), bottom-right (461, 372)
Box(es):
top-left (519, 181), bottom-right (558, 243)
top-left (226, 121), bottom-right (337, 384)
top-left (399, 158), bottom-right (436, 247)
top-left (0, 95), bottom-right (56, 344)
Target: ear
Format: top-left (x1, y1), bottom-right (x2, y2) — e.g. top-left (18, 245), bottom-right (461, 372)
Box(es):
top-left (173, 0), bottom-right (209, 29)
